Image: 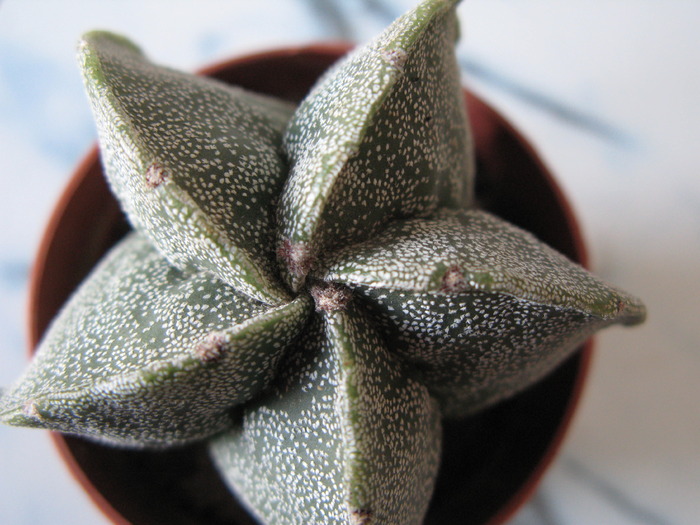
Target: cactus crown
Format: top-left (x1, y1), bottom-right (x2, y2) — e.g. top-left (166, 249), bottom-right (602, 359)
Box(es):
top-left (0, 0), bottom-right (645, 523)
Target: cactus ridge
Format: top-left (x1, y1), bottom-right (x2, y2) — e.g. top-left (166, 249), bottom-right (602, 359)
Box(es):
top-left (0, 234), bottom-right (311, 446)
top-left (317, 208), bottom-right (644, 321)
top-left (315, 208), bottom-right (645, 417)
top-left (0, 0), bottom-right (645, 523)
top-left (210, 306), bottom-right (441, 525)
top-left (278, 0), bottom-right (472, 291)
top-left (79, 30), bottom-right (294, 305)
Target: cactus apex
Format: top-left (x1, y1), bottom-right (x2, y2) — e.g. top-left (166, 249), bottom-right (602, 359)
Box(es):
top-left (310, 282), bottom-right (352, 312)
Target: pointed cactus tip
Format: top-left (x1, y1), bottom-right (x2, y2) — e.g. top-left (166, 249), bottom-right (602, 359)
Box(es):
top-left (78, 30), bottom-right (143, 55)
top-left (617, 294), bottom-right (647, 326)
top-left (0, 398), bottom-right (50, 428)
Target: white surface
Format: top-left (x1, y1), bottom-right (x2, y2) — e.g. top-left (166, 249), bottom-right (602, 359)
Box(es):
top-left (0, 1), bottom-right (698, 523)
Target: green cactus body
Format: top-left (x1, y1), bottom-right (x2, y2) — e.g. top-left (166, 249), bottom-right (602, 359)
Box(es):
top-left (0, 233), bottom-right (311, 447)
top-left (210, 307), bottom-right (441, 524)
top-left (279, 0), bottom-right (473, 291)
top-left (79, 31), bottom-right (295, 305)
top-left (315, 208), bottom-right (644, 417)
top-left (0, 0), bottom-right (645, 523)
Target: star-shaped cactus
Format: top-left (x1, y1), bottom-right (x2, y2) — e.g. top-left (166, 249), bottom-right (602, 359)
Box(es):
top-left (0, 1), bottom-right (645, 523)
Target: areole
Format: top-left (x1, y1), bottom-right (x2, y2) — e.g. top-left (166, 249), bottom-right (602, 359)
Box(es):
top-left (27, 44), bottom-right (592, 524)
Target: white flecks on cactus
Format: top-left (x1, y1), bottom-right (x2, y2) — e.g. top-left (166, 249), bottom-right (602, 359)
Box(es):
top-left (0, 0), bottom-right (647, 523)
top-left (358, 288), bottom-right (606, 417)
top-left (79, 31), bottom-right (295, 306)
top-left (316, 209), bottom-right (646, 322)
top-left (278, 0), bottom-right (472, 290)
top-left (0, 234), bottom-right (312, 446)
top-left (315, 208), bottom-right (644, 416)
top-left (209, 306), bottom-right (441, 525)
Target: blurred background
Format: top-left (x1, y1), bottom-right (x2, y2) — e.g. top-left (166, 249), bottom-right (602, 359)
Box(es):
top-left (0, 1), bottom-right (698, 523)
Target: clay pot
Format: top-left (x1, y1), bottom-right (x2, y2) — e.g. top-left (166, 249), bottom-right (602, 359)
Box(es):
top-left (28, 44), bottom-right (592, 525)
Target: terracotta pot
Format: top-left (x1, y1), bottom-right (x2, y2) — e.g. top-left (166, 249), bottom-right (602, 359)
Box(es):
top-left (28, 44), bottom-right (592, 525)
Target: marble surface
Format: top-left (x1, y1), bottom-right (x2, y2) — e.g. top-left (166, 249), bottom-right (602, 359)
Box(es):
top-left (0, 1), bottom-right (697, 523)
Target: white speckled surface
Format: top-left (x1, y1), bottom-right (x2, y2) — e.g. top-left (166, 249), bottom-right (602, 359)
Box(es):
top-left (0, 1), bottom-right (697, 523)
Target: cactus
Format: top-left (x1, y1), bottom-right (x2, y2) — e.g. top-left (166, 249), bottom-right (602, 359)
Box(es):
top-left (0, 1), bottom-right (645, 523)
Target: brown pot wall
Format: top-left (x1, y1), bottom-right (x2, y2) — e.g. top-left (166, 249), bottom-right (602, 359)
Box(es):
top-left (27, 44), bottom-right (592, 525)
